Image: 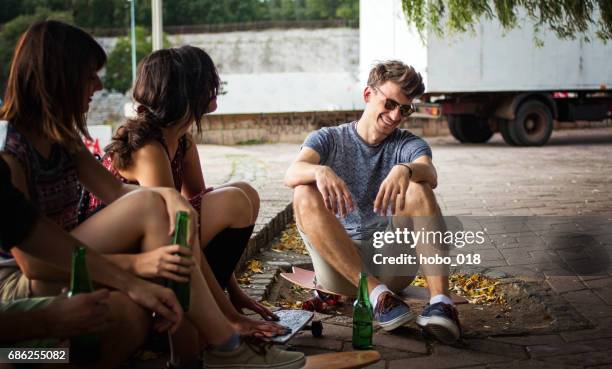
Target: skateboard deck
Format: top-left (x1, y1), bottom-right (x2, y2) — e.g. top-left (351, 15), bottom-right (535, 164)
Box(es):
top-left (281, 266), bottom-right (468, 305)
top-left (303, 350), bottom-right (380, 369)
top-left (271, 309), bottom-right (315, 344)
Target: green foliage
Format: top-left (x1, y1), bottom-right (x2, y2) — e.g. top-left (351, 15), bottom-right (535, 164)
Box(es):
top-left (72, 0), bottom-right (129, 29)
top-left (401, 0), bottom-right (612, 42)
top-left (104, 26), bottom-right (172, 93)
top-left (0, 7), bottom-right (72, 90)
top-left (0, 0), bottom-right (360, 89)
top-left (0, 0), bottom-right (360, 28)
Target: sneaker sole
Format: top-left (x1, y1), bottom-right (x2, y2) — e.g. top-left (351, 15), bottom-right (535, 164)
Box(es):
top-left (378, 309), bottom-right (416, 332)
top-left (416, 315), bottom-right (460, 344)
top-left (203, 356), bottom-right (305, 369)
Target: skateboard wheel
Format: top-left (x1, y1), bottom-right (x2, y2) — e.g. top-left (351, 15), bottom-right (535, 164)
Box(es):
top-left (311, 320), bottom-right (323, 337)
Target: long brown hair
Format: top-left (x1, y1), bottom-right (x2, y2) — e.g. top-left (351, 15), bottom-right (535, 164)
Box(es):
top-left (106, 45), bottom-right (220, 170)
top-left (0, 20), bottom-right (106, 151)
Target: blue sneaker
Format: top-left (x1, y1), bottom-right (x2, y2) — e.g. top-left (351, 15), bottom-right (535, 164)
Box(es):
top-left (374, 292), bottom-right (415, 331)
top-left (416, 302), bottom-right (462, 344)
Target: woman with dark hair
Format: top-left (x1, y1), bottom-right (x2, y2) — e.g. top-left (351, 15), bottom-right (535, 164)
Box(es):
top-left (90, 46), bottom-right (276, 322)
top-left (0, 21), bottom-right (304, 369)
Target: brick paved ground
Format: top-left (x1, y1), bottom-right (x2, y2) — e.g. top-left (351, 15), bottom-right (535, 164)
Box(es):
top-left (137, 128), bottom-right (611, 368)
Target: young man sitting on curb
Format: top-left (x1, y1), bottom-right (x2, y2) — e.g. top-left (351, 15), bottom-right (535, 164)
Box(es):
top-left (285, 60), bottom-right (461, 343)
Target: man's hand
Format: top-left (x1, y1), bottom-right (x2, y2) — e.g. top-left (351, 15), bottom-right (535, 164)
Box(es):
top-left (314, 166), bottom-right (354, 217)
top-left (132, 245), bottom-right (194, 282)
top-left (374, 164), bottom-right (411, 215)
top-left (41, 289), bottom-right (112, 339)
top-left (125, 278), bottom-right (183, 334)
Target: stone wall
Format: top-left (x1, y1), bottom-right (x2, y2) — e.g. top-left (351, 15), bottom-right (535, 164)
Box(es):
top-left (194, 111), bottom-right (611, 145)
top-left (88, 90), bottom-right (130, 126)
top-left (95, 27), bottom-right (359, 75)
top-left (195, 111), bottom-right (448, 145)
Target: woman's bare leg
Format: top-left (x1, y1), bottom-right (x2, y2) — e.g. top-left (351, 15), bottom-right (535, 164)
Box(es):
top-left (199, 186), bottom-right (254, 245)
top-left (215, 181), bottom-right (260, 223)
top-left (70, 190), bottom-right (236, 346)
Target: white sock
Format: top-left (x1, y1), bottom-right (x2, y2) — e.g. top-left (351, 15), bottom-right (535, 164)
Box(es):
top-left (430, 294), bottom-right (454, 306)
top-left (369, 284), bottom-right (391, 310)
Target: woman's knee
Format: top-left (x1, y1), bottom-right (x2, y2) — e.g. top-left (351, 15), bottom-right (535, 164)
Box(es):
top-left (211, 187), bottom-right (253, 227)
top-left (130, 190), bottom-right (169, 225)
top-left (226, 181), bottom-right (259, 222)
top-left (228, 181), bottom-right (259, 208)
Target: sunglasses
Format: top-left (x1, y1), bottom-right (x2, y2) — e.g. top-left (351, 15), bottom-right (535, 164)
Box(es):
top-left (373, 87), bottom-right (416, 118)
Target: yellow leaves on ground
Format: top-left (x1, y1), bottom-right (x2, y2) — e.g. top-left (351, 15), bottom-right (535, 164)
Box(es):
top-left (278, 299), bottom-right (303, 309)
top-left (261, 298), bottom-right (303, 309)
top-left (237, 259), bottom-right (264, 285)
top-left (271, 223), bottom-right (309, 255)
top-left (246, 259), bottom-right (263, 273)
top-left (237, 274), bottom-right (251, 285)
top-left (412, 273), bottom-right (506, 305)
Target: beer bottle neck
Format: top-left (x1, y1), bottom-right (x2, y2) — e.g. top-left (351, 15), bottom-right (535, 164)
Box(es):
top-left (70, 247), bottom-right (93, 294)
top-left (357, 273), bottom-right (369, 302)
top-left (173, 212), bottom-right (189, 247)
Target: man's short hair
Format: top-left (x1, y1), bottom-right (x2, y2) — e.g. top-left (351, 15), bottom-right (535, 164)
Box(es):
top-left (367, 60), bottom-right (425, 99)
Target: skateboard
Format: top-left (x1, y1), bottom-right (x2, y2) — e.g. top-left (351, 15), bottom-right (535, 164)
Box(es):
top-left (303, 350), bottom-right (380, 369)
top-left (271, 309), bottom-right (323, 344)
top-left (281, 266), bottom-right (468, 305)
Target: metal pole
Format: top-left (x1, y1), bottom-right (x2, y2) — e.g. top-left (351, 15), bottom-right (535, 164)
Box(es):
top-left (129, 0), bottom-right (137, 84)
top-left (151, 0), bottom-right (163, 51)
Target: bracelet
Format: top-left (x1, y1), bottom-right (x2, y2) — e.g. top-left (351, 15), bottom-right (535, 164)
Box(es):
top-left (398, 163), bottom-right (413, 179)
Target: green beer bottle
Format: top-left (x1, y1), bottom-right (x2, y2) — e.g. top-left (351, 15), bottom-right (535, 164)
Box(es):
top-left (165, 211), bottom-right (191, 311)
top-left (68, 246), bottom-right (101, 364)
top-left (352, 272), bottom-right (373, 349)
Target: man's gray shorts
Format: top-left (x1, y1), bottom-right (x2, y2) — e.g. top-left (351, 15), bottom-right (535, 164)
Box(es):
top-left (297, 225), bottom-right (418, 297)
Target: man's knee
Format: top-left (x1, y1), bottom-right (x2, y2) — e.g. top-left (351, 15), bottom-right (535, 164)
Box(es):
top-left (293, 185), bottom-right (325, 217)
top-left (401, 181), bottom-right (438, 216)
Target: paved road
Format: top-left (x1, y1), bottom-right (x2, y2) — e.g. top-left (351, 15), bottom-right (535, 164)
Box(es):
top-left (192, 127), bottom-right (612, 369)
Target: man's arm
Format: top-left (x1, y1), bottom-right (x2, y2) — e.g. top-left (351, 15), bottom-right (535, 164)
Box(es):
top-left (284, 147), bottom-right (354, 217)
top-left (283, 147), bottom-right (323, 187)
top-left (373, 155), bottom-right (438, 215)
top-left (400, 155), bottom-right (438, 188)
top-left (0, 290), bottom-right (111, 344)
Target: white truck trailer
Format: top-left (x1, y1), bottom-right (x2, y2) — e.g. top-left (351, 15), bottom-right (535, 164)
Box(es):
top-left (360, 0), bottom-right (612, 145)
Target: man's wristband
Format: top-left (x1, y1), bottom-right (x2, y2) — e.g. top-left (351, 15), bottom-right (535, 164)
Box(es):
top-left (398, 163), bottom-right (413, 179)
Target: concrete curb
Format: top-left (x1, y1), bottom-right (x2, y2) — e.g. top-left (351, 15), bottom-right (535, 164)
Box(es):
top-left (236, 201), bottom-right (293, 266)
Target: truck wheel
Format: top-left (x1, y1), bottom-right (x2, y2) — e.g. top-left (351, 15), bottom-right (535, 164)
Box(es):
top-left (499, 119), bottom-right (519, 146)
top-left (512, 100), bottom-right (553, 146)
top-left (448, 115), bottom-right (493, 143)
top-left (447, 115), bottom-right (467, 142)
